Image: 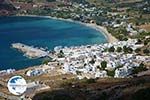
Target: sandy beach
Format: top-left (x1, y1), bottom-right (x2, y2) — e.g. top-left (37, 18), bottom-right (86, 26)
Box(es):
top-left (80, 23), bottom-right (118, 43)
top-left (17, 14), bottom-right (118, 43)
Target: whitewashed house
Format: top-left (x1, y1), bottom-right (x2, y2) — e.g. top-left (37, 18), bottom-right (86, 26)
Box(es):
top-left (95, 70), bottom-right (107, 78)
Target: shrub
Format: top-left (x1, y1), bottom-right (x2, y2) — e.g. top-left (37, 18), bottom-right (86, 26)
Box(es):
top-left (132, 63), bottom-right (148, 74)
top-left (106, 70), bottom-right (115, 77)
top-left (85, 78), bottom-right (96, 84)
top-left (101, 61), bottom-right (107, 70)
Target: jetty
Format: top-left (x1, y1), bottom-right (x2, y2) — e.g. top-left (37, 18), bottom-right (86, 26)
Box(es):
top-left (12, 43), bottom-right (48, 59)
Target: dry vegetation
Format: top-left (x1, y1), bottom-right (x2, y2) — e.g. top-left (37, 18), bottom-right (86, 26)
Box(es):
top-left (33, 76), bottom-right (150, 100)
top-left (138, 24), bottom-right (150, 32)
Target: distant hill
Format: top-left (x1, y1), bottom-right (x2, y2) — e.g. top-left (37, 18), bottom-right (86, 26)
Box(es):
top-left (0, 0), bottom-right (16, 15)
top-left (86, 0), bottom-right (143, 3)
top-left (0, 0), bottom-right (12, 4)
top-left (0, 0), bottom-right (6, 3)
top-left (0, 4), bottom-right (15, 11)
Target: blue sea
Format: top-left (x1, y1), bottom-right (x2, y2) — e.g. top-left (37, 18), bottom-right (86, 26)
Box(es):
top-left (0, 16), bottom-right (107, 70)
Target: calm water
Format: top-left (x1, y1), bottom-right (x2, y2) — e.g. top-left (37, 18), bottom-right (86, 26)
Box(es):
top-left (0, 16), bottom-right (107, 70)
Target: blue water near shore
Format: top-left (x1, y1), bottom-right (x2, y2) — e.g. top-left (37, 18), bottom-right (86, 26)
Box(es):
top-left (0, 16), bottom-right (107, 70)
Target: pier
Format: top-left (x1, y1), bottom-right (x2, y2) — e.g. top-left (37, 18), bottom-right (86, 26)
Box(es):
top-left (12, 43), bottom-right (48, 59)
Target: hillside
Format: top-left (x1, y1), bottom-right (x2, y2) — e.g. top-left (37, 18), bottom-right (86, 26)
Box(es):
top-left (33, 76), bottom-right (150, 100)
top-left (0, 0), bottom-right (16, 15)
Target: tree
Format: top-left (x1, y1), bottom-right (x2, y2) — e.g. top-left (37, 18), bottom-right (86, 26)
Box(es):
top-left (116, 47), bottom-right (122, 52)
top-left (101, 61), bottom-right (107, 70)
top-left (123, 46), bottom-right (128, 53)
top-left (122, 37), bottom-right (128, 41)
top-left (123, 46), bottom-right (133, 53)
top-left (58, 50), bottom-right (64, 58)
top-left (143, 49), bottom-right (150, 54)
top-left (144, 39), bottom-right (149, 45)
top-left (117, 34), bottom-right (124, 41)
top-left (108, 46), bottom-right (115, 52)
top-left (135, 48), bottom-right (141, 53)
top-left (127, 47), bottom-right (133, 53)
top-left (103, 48), bottom-right (108, 52)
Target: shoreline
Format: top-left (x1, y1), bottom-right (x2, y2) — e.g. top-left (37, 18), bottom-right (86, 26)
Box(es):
top-left (16, 14), bottom-right (118, 43)
top-left (0, 14), bottom-right (118, 71)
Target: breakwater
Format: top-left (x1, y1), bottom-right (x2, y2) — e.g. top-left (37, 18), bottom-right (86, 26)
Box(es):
top-left (12, 43), bottom-right (48, 59)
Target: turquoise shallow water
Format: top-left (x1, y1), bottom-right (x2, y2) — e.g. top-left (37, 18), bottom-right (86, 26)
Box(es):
top-left (0, 16), bottom-right (107, 70)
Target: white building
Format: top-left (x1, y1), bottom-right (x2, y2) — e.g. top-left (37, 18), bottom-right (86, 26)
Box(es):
top-left (95, 70), bottom-right (107, 78)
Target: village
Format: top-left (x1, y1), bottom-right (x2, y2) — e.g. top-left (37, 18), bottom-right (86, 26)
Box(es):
top-left (1, 38), bottom-right (149, 99)
top-left (8, 39), bottom-right (149, 79)
top-left (51, 39), bottom-right (149, 78)
top-left (1, 37), bottom-right (149, 79)
top-left (0, 0), bottom-right (150, 99)
top-left (54, 39), bottom-right (149, 78)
